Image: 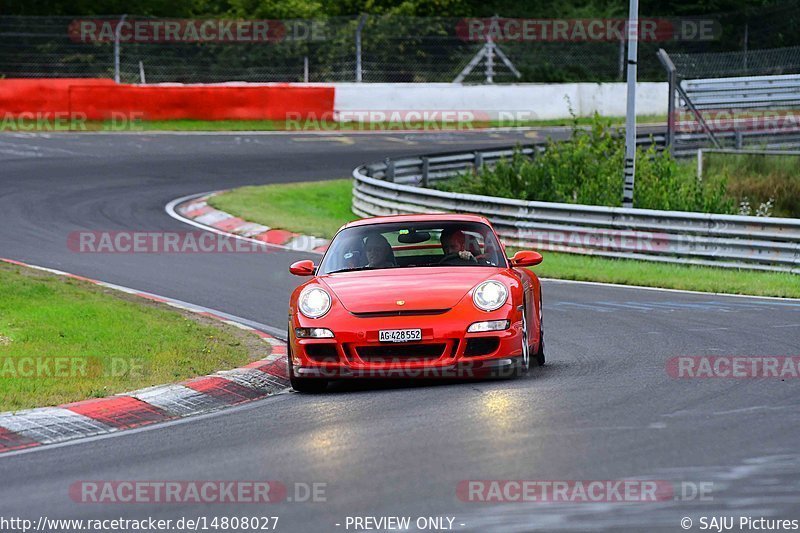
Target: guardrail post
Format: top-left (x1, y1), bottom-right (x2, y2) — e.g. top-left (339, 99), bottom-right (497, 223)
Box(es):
top-left (696, 149), bottom-right (703, 180)
top-left (421, 157), bottom-right (429, 187)
top-left (474, 151), bottom-right (484, 171)
top-left (114, 14), bottom-right (127, 83)
top-left (384, 158), bottom-right (395, 182)
top-left (355, 15), bottom-right (367, 82)
top-left (735, 130), bottom-right (743, 150)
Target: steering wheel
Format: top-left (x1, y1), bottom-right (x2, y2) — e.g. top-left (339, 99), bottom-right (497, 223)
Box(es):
top-left (438, 252), bottom-right (477, 265)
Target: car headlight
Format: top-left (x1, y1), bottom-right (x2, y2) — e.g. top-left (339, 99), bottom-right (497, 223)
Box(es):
top-left (473, 281), bottom-right (508, 312)
top-left (299, 287), bottom-right (331, 318)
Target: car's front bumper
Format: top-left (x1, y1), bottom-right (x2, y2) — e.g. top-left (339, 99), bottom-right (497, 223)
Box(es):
top-left (290, 304), bottom-right (525, 379)
top-left (293, 355), bottom-right (521, 379)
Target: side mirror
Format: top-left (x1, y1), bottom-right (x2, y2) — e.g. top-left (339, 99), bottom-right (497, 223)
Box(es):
top-left (510, 250), bottom-right (543, 267)
top-left (289, 260), bottom-right (316, 276)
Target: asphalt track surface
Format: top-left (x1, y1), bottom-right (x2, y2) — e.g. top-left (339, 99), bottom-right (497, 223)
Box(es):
top-left (0, 129), bottom-right (799, 532)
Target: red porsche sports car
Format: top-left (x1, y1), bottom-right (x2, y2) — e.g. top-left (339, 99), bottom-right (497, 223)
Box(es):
top-left (287, 213), bottom-right (544, 392)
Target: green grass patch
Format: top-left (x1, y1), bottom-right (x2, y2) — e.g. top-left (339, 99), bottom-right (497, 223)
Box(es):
top-left (210, 179), bottom-right (799, 298)
top-left (0, 115), bottom-right (666, 133)
top-left (209, 180), bottom-right (358, 239)
top-left (527, 251), bottom-right (798, 298)
top-left (0, 263), bottom-right (262, 411)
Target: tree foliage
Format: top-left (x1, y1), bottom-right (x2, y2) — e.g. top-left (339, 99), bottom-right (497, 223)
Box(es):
top-left (1, 0), bottom-right (789, 18)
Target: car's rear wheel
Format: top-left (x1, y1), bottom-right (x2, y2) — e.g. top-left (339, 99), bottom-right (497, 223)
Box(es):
top-left (288, 330), bottom-right (328, 393)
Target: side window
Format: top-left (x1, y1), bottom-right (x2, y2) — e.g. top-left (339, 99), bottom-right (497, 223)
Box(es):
top-left (478, 230), bottom-right (502, 266)
top-left (464, 232), bottom-right (484, 258)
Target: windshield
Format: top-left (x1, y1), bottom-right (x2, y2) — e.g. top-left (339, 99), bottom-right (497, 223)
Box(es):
top-left (319, 221), bottom-right (507, 275)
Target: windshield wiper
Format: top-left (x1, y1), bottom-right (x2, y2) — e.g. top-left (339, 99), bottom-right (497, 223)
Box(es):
top-left (326, 266), bottom-right (377, 274)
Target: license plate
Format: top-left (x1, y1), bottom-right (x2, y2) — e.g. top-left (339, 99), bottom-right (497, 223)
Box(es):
top-left (379, 329), bottom-right (422, 343)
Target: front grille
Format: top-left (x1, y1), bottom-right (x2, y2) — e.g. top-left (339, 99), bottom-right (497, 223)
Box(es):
top-left (305, 344), bottom-right (339, 362)
top-left (356, 343), bottom-right (446, 362)
top-left (351, 309), bottom-right (450, 318)
top-left (464, 337), bottom-right (500, 357)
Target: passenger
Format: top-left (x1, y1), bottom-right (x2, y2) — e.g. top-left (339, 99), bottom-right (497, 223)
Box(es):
top-left (341, 236), bottom-right (366, 270)
top-left (364, 234), bottom-right (396, 268)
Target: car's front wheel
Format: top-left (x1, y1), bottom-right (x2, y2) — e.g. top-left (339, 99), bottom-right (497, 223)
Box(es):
top-left (288, 330), bottom-right (328, 393)
top-left (534, 331), bottom-right (545, 366)
top-left (535, 294), bottom-right (545, 366)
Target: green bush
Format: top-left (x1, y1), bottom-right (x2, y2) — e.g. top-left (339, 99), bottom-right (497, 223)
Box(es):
top-left (435, 114), bottom-right (736, 214)
top-left (704, 152), bottom-right (800, 218)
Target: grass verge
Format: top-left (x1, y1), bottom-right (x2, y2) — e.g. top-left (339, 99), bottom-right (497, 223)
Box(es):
top-left (0, 262), bottom-right (265, 411)
top-left (209, 179), bottom-right (799, 298)
top-left (210, 180), bottom-right (357, 238)
top-left (0, 115), bottom-right (666, 133)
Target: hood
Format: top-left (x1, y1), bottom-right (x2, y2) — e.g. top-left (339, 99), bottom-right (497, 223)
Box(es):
top-left (320, 267), bottom-right (499, 314)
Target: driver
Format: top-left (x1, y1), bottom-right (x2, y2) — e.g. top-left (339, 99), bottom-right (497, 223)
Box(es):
top-left (439, 228), bottom-right (477, 264)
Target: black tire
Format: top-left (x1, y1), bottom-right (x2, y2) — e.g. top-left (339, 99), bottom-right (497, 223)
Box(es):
top-left (534, 331), bottom-right (546, 367)
top-left (288, 330), bottom-right (328, 393)
top-left (513, 302), bottom-right (531, 377)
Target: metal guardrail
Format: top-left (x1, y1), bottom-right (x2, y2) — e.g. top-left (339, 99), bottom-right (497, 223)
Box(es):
top-left (672, 72), bottom-right (800, 152)
top-left (681, 74), bottom-right (800, 110)
top-left (352, 142), bottom-right (800, 274)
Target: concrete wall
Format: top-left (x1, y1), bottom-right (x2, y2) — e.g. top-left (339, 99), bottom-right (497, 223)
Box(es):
top-left (333, 82), bottom-right (668, 120)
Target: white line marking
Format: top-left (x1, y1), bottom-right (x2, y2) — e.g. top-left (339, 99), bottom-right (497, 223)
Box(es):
top-left (540, 277), bottom-right (800, 302)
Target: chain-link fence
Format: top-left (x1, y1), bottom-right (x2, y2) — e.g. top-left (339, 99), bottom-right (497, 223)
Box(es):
top-left (0, 0), bottom-right (800, 83)
top-left (669, 46), bottom-right (800, 79)
top-left (659, 45), bottom-right (800, 155)
top-left (3, 8), bottom-right (797, 84)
